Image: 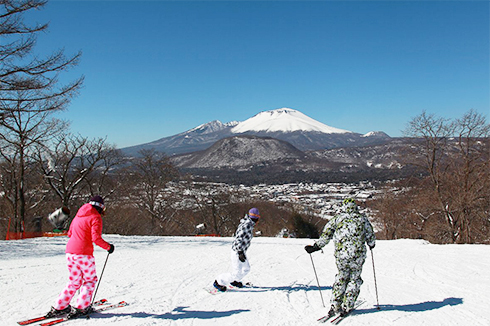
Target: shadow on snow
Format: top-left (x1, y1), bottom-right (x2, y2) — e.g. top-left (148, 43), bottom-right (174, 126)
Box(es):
top-left (232, 284), bottom-right (332, 293)
top-left (90, 306), bottom-right (250, 320)
top-left (87, 284), bottom-right (331, 321)
top-left (356, 297), bottom-right (463, 315)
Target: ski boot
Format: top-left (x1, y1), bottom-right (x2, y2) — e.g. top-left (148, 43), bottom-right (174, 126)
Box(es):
top-left (66, 305), bottom-right (94, 319)
top-left (339, 307), bottom-right (349, 317)
top-left (327, 306), bottom-right (336, 318)
top-left (45, 306), bottom-right (72, 318)
top-left (230, 281), bottom-right (243, 288)
top-left (213, 280), bottom-right (227, 292)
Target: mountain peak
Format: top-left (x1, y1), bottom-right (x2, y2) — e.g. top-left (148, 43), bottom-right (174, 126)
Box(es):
top-left (188, 120), bottom-right (238, 135)
top-left (231, 108), bottom-right (352, 134)
top-left (362, 131), bottom-right (391, 138)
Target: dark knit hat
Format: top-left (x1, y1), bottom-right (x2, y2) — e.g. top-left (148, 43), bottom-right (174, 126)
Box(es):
top-left (89, 195), bottom-right (105, 210)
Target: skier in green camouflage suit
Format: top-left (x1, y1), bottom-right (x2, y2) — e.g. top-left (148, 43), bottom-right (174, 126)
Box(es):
top-left (305, 198), bottom-right (376, 317)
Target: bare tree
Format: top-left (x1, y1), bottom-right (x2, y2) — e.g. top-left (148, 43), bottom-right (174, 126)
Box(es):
top-left (448, 110), bottom-right (490, 243)
top-left (0, 0), bottom-right (83, 110)
top-left (404, 110), bottom-right (490, 243)
top-left (36, 133), bottom-right (120, 210)
top-left (0, 0), bottom-right (83, 234)
top-left (0, 95), bottom-right (67, 232)
top-left (131, 149), bottom-right (180, 234)
top-left (369, 179), bottom-right (439, 241)
top-left (188, 184), bottom-right (242, 236)
top-left (81, 142), bottom-right (126, 200)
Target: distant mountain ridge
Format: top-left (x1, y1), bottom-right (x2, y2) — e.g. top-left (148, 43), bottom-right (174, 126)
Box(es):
top-left (169, 135), bottom-right (414, 185)
top-left (121, 108), bottom-right (391, 156)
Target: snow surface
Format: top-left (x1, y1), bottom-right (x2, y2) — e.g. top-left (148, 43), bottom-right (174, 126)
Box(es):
top-left (231, 108), bottom-right (352, 134)
top-left (1, 235), bottom-right (489, 326)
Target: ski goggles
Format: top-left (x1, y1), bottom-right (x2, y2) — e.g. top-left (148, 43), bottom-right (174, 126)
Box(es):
top-left (89, 201), bottom-right (106, 212)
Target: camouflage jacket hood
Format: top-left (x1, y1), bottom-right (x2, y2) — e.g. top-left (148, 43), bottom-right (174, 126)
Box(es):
top-left (315, 211), bottom-right (376, 261)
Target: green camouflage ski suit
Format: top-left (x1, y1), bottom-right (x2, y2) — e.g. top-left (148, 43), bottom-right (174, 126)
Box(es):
top-left (315, 204), bottom-right (376, 312)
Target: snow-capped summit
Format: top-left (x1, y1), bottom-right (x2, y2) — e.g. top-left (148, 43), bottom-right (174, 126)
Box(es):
top-left (362, 131), bottom-right (390, 138)
top-left (231, 108), bottom-right (352, 134)
top-left (188, 120), bottom-right (238, 135)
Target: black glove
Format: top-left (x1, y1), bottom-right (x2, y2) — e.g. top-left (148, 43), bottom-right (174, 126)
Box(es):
top-left (238, 251), bottom-right (246, 262)
top-left (108, 244), bottom-right (115, 254)
top-left (369, 243), bottom-right (375, 250)
top-left (305, 243), bottom-right (321, 254)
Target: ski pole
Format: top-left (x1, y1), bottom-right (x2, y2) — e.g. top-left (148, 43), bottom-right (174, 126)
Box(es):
top-left (370, 249), bottom-right (380, 310)
top-left (309, 253), bottom-right (326, 307)
top-left (91, 251), bottom-right (110, 305)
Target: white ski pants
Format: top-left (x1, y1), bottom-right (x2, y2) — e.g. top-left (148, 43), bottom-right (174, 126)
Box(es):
top-left (216, 250), bottom-right (250, 286)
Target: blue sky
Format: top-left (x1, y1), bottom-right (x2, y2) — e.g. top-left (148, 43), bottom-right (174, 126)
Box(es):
top-left (29, 0), bottom-right (489, 148)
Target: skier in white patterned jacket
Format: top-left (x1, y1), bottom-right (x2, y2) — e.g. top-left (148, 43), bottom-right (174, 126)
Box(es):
top-left (214, 208), bottom-right (260, 292)
top-left (305, 198), bottom-right (375, 318)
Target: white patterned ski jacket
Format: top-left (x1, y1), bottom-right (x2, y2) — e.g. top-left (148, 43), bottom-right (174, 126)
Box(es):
top-left (315, 207), bottom-right (376, 263)
top-left (231, 214), bottom-right (256, 253)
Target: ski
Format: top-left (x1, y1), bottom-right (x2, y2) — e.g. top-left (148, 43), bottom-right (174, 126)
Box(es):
top-left (205, 282), bottom-right (253, 295)
top-left (39, 301), bottom-right (129, 326)
top-left (17, 299), bottom-right (108, 325)
top-left (205, 285), bottom-right (220, 295)
top-left (317, 300), bottom-right (365, 324)
top-left (230, 282), bottom-right (253, 288)
top-left (317, 312), bottom-right (335, 323)
top-left (330, 300), bottom-right (365, 324)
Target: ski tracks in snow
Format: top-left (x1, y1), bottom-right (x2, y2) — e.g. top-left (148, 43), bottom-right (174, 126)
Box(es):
top-left (4, 237), bottom-right (490, 325)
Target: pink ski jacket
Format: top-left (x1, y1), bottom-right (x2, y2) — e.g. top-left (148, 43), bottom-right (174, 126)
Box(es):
top-left (66, 203), bottom-right (111, 256)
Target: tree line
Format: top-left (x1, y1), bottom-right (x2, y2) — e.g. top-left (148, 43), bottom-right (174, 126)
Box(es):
top-left (369, 110), bottom-right (489, 244)
top-left (1, 0), bottom-right (488, 243)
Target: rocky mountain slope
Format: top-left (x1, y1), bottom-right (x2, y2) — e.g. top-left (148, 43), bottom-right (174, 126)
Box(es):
top-left (171, 135), bottom-right (306, 169)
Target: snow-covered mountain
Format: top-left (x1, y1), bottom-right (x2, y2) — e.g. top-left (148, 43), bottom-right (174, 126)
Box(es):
top-left (231, 108), bottom-right (352, 134)
top-left (121, 108), bottom-right (390, 156)
top-left (362, 131), bottom-right (390, 138)
top-left (123, 120), bottom-right (235, 156)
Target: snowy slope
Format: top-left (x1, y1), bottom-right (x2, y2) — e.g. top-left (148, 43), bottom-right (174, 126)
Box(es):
top-left (2, 236), bottom-right (489, 326)
top-left (362, 131), bottom-right (390, 138)
top-left (231, 108), bottom-right (352, 134)
top-left (186, 120), bottom-right (238, 135)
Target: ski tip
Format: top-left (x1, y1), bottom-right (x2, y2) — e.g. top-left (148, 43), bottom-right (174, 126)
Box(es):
top-left (94, 298), bottom-right (108, 305)
top-left (204, 286), bottom-right (217, 294)
top-left (316, 316), bottom-right (329, 323)
top-left (18, 318), bottom-right (44, 326)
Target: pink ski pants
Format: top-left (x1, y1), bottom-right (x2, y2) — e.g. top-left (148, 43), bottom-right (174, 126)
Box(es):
top-left (54, 254), bottom-right (98, 310)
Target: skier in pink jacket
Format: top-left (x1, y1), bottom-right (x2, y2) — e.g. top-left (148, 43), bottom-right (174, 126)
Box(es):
top-left (45, 195), bottom-right (114, 319)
